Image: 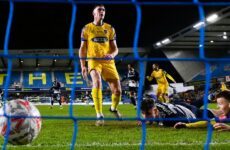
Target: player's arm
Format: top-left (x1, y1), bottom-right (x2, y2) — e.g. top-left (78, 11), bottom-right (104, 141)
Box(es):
top-left (49, 87), bottom-right (54, 94)
top-left (104, 39), bottom-right (118, 60)
top-left (165, 71), bottom-right (176, 83)
top-left (105, 27), bottom-right (118, 59)
top-left (79, 27), bottom-right (88, 80)
top-left (110, 40), bottom-right (118, 58)
top-left (57, 82), bottom-right (61, 89)
top-left (220, 82), bottom-right (230, 91)
top-left (174, 121), bottom-right (216, 129)
top-left (209, 109), bottom-right (224, 117)
top-left (213, 123), bottom-right (230, 131)
top-left (79, 41), bottom-right (88, 79)
top-left (146, 73), bottom-right (153, 81)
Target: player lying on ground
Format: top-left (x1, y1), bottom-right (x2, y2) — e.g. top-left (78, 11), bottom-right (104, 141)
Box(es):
top-left (140, 95), bottom-right (221, 127)
top-left (174, 91), bottom-right (230, 131)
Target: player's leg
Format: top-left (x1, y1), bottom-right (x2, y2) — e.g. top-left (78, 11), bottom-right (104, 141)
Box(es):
top-left (88, 61), bottom-right (104, 126)
top-left (162, 85), bottom-right (170, 103)
top-left (158, 94), bottom-right (165, 103)
top-left (90, 70), bottom-right (104, 126)
top-left (129, 90), bottom-right (136, 108)
top-left (0, 98), bottom-right (2, 108)
top-left (0, 94), bottom-right (3, 107)
top-left (50, 95), bottom-right (54, 109)
top-left (57, 94), bottom-right (63, 109)
top-left (157, 86), bottom-right (164, 102)
top-left (162, 93), bottom-right (169, 103)
top-left (90, 70), bottom-right (103, 116)
top-left (133, 91), bottom-right (137, 108)
top-left (102, 62), bottom-right (122, 119)
top-left (108, 79), bottom-right (122, 119)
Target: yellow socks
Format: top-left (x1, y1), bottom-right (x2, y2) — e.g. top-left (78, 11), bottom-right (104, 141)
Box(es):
top-left (111, 94), bottom-right (121, 110)
top-left (158, 96), bottom-right (165, 103)
top-left (92, 89), bottom-right (121, 116)
top-left (92, 88), bottom-right (103, 116)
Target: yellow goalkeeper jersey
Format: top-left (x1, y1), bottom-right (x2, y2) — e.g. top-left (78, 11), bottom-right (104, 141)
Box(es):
top-left (81, 22), bottom-right (116, 58)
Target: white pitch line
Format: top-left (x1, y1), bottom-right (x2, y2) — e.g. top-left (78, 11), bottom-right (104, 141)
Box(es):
top-left (1, 142), bottom-right (230, 148)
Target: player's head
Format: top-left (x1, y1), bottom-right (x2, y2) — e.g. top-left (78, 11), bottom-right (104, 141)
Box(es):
top-left (152, 63), bottom-right (159, 71)
top-left (92, 4), bottom-right (105, 21)
top-left (141, 98), bottom-right (159, 119)
top-left (128, 64), bottom-right (134, 71)
top-left (216, 91), bottom-right (230, 115)
top-left (53, 79), bottom-right (57, 86)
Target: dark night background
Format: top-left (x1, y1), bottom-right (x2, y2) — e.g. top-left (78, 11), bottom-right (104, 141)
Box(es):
top-left (0, 0), bottom-right (225, 49)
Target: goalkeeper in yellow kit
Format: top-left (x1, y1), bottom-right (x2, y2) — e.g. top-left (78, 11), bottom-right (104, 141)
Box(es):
top-left (79, 4), bottom-right (122, 126)
top-left (146, 63), bottom-right (176, 103)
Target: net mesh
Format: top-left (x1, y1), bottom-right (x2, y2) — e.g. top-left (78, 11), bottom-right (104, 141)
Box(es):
top-left (1, 0), bottom-right (230, 150)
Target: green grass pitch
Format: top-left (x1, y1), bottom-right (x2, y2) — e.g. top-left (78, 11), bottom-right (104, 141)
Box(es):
top-left (0, 104), bottom-right (230, 150)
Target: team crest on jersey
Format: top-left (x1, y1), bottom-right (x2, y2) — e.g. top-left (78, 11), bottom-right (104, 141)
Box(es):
top-left (104, 29), bottom-right (108, 34)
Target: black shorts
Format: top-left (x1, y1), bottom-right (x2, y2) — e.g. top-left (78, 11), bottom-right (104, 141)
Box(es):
top-left (53, 93), bottom-right (61, 101)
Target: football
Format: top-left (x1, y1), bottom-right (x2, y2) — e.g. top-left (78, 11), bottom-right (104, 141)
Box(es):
top-left (0, 99), bottom-right (42, 145)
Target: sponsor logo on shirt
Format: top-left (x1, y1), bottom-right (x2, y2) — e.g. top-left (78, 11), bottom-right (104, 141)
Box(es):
top-left (91, 37), bottom-right (108, 43)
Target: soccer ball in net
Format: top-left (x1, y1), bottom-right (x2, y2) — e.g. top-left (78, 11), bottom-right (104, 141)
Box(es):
top-left (0, 99), bottom-right (42, 145)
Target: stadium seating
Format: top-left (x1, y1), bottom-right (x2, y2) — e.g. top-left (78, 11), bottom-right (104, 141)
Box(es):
top-left (0, 71), bottom-right (127, 90)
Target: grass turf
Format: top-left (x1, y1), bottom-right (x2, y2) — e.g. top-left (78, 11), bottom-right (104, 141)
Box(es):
top-left (0, 103), bottom-right (230, 150)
